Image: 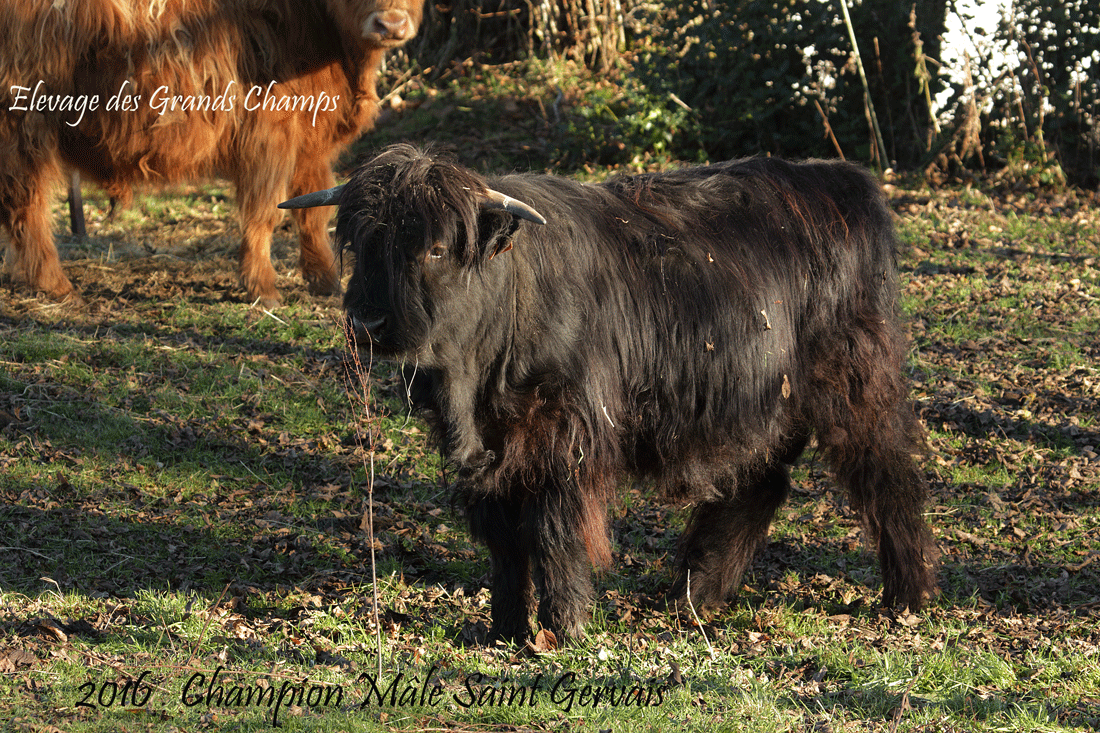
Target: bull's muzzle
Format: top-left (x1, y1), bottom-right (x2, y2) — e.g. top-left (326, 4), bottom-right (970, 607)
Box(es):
top-left (346, 313), bottom-right (386, 348)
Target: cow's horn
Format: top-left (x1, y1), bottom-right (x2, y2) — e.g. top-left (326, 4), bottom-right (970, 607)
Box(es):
top-left (278, 185), bottom-right (345, 209)
top-left (482, 189), bottom-right (547, 225)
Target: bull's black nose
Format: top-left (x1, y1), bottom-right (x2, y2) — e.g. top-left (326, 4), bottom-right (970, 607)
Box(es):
top-left (345, 314), bottom-right (385, 347)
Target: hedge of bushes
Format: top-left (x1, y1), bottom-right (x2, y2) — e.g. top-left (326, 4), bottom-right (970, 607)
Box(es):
top-left (396, 0), bottom-right (1098, 184)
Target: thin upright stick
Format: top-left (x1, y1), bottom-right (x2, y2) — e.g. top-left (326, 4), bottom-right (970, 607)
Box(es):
top-left (838, 0), bottom-right (889, 169)
top-left (342, 320), bottom-right (384, 678)
top-left (685, 570), bottom-right (716, 660)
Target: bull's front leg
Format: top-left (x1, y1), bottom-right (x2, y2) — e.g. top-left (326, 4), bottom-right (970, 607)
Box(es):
top-left (464, 492), bottom-right (535, 643)
top-left (435, 369), bottom-right (494, 472)
top-left (529, 476), bottom-right (605, 642)
top-left (668, 462), bottom-right (790, 610)
top-left (471, 477), bottom-right (596, 644)
top-left (236, 186), bottom-right (286, 307)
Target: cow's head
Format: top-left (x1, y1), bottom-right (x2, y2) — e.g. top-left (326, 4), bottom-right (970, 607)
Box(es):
top-left (328, 0), bottom-right (424, 48)
top-left (280, 145), bottom-right (544, 363)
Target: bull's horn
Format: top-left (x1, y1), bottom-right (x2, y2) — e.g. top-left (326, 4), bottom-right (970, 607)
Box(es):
top-left (482, 188), bottom-right (547, 225)
top-left (278, 185), bottom-right (345, 209)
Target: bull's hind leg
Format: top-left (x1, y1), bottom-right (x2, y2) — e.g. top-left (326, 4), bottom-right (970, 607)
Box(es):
top-left (824, 418), bottom-right (936, 610)
top-left (668, 462), bottom-right (791, 609)
top-left (812, 317), bottom-right (937, 610)
top-left (466, 494), bottom-right (536, 643)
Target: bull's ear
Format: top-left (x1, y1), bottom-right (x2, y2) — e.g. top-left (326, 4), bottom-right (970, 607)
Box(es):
top-left (483, 215), bottom-right (521, 261)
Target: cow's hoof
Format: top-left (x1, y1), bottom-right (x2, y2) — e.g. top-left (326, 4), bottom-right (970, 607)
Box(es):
top-left (56, 289), bottom-right (86, 307)
top-left (305, 270), bottom-right (342, 297)
top-left (251, 292), bottom-right (281, 309)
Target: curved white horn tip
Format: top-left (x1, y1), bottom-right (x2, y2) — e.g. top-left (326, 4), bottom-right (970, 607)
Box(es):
top-left (482, 188), bottom-right (547, 225)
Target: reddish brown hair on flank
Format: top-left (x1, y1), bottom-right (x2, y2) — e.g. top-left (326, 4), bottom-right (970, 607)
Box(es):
top-left (0, 0), bottom-right (423, 305)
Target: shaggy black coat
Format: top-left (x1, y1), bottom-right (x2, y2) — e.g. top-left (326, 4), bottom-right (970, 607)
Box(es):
top-left (337, 144), bottom-right (936, 642)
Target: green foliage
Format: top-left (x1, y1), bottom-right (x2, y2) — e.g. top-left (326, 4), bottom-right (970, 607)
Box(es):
top-left (625, 0), bottom-right (948, 166)
top-left (991, 0), bottom-right (1100, 182)
top-left (994, 134), bottom-right (1067, 187)
top-left (386, 0), bottom-right (1098, 181)
top-left (559, 76), bottom-right (701, 167)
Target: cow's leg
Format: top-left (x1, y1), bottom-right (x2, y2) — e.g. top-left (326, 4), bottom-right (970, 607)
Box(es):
top-left (236, 189), bottom-right (283, 307)
top-left (668, 434), bottom-right (807, 609)
top-left (1, 155), bottom-right (74, 300)
top-left (466, 493), bottom-right (535, 643)
top-left (668, 462), bottom-right (791, 609)
top-left (529, 480), bottom-right (607, 642)
top-left (234, 140), bottom-right (299, 307)
top-left (811, 317), bottom-right (937, 610)
top-left (823, 413), bottom-right (936, 610)
top-left (288, 160), bottom-right (340, 297)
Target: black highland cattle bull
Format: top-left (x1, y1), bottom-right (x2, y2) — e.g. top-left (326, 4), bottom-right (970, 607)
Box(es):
top-left (282, 144), bottom-right (937, 642)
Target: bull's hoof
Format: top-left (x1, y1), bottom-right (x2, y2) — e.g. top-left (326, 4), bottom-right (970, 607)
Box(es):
top-left (881, 584), bottom-right (935, 613)
top-left (26, 289), bottom-right (87, 307)
top-left (486, 622), bottom-right (531, 647)
top-left (661, 590), bottom-right (693, 617)
top-left (241, 277), bottom-right (280, 309)
top-left (25, 273), bottom-right (80, 304)
top-left (664, 571), bottom-right (730, 615)
top-left (238, 263), bottom-right (279, 308)
top-left (29, 287), bottom-right (84, 307)
top-left (35, 285), bottom-right (85, 306)
top-left (59, 290), bottom-right (87, 307)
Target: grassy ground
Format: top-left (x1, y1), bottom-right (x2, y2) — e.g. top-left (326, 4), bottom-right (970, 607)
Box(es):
top-left (2, 58), bottom-right (1099, 732)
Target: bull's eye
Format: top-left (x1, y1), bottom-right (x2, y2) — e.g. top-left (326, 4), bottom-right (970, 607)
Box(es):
top-left (428, 242), bottom-right (447, 260)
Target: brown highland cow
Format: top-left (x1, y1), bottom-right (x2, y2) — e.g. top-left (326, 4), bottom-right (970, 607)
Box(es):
top-left (1, 0), bottom-right (423, 305)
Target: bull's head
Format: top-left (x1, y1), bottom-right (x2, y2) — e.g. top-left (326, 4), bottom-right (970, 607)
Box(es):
top-left (279, 146), bottom-right (545, 363)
